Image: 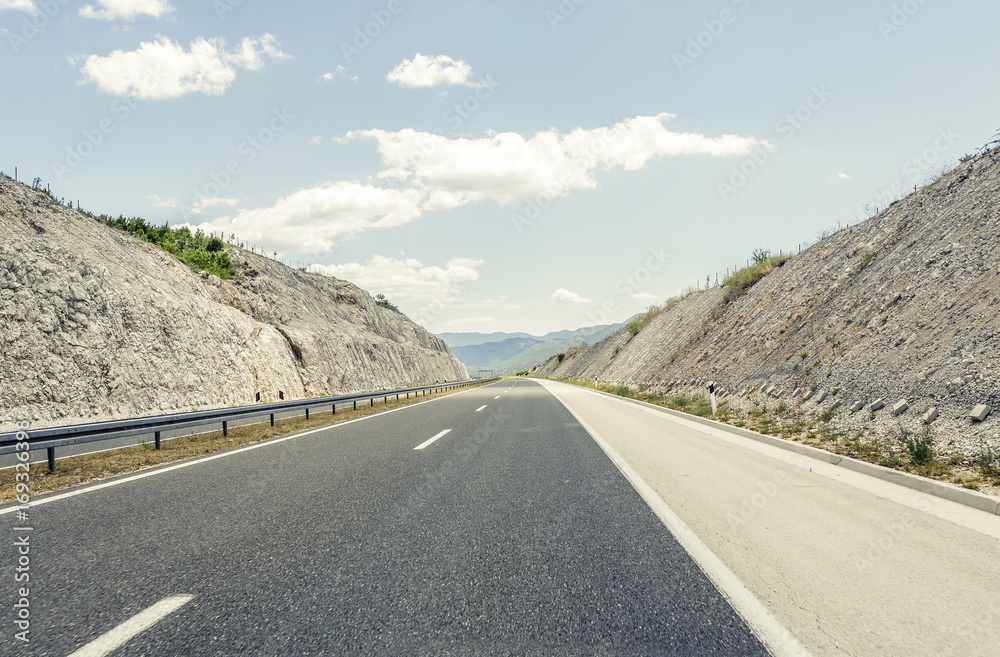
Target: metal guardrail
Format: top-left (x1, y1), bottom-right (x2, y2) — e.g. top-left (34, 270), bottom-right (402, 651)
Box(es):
top-left (1, 378), bottom-right (500, 471)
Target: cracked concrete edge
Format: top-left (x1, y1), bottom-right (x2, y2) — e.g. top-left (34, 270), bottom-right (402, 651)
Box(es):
top-left (542, 380), bottom-right (1000, 517)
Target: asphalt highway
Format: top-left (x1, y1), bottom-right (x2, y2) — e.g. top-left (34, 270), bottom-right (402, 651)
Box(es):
top-left (7, 379), bottom-right (772, 656)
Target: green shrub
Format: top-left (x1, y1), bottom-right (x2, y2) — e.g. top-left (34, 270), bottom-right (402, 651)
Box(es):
top-left (723, 252), bottom-right (790, 304)
top-left (898, 426), bottom-right (935, 466)
top-left (978, 445), bottom-right (1000, 477)
top-left (89, 213), bottom-right (236, 278)
top-left (374, 293), bottom-right (399, 312)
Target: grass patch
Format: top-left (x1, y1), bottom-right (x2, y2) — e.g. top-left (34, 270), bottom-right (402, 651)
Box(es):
top-left (898, 425), bottom-right (935, 466)
top-left (626, 304), bottom-right (665, 338)
top-left (977, 445), bottom-right (1000, 480)
top-left (722, 250), bottom-right (790, 304)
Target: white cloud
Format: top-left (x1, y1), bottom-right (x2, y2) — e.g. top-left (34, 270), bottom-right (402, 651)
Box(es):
top-left (387, 53), bottom-right (479, 88)
top-left (309, 135), bottom-right (323, 145)
top-left (551, 288), bottom-right (590, 304)
top-left (79, 0), bottom-right (175, 21)
top-left (835, 172), bottom-right (851, 179)
top-left (346, 114), bottom-right (770, 210)
top-left (149, 193), bottom-right (178, 208)
top-left (198, 115), bottom-right (766, 255)
top-left (78, 34), bottom-right (289, 99)
top-left (320, 65), bottom-right (357, 83)
top-left (631, 292), bottom-right (659, 301)
top-left (191, 197), bottom-right (238, 214)
top-left (191, 182), bottom-right (423, 254)
top-left (309, 255), bottom-right (483, 305)
top-left (0, 0), bottom-right (36, 12)
top-left (152, 194), bottom-right (235, 214)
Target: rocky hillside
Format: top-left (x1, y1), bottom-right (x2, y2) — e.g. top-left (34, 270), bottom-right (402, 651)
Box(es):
top-left (0, 176), bottom-right (466, 429)
top-left (534, 150), bottom-right (1000, 456)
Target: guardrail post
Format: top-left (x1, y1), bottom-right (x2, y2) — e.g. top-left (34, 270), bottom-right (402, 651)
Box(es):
top-left (155, 431), bottom-right (161, 450)
top-left (223, 421), bottom-right (228, 437)
top-left (370, 398), bottom-right (373, 407)
top-left (384, 395), bottom-right (387, 404)
top-left (270, 413), bottom-right (275, 427)
top-left (332, 403), bottom-right (336, 415)
top-left (353, 400), bottom-right (357, 410)
top-left (47, 447), bottom-right (55, 472)
top-left (305, 408), bottom-right (310, 420)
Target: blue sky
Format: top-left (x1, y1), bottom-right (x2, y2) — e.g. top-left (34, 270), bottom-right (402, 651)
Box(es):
top-left (2, 0), bottom-right (998, 335)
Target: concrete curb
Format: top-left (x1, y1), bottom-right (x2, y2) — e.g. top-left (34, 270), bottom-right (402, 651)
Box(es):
top-left (546, 380), bottom-right (1000, 517)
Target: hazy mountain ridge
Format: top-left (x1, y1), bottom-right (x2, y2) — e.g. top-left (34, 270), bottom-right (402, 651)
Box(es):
top-left (447, 323), bottom-right (626, 375)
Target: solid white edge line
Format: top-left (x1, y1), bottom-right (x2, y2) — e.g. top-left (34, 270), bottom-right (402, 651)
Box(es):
top-left (414, 429), bottom-right (451, 450)
top-left (475, 405), bottom-right (487, 412)
top-left (0, 380), bottom-right (503, 515)
top-left (551, 395), bottom-right (812, 657)
top-left (67, 594), bottom-right (194, 657)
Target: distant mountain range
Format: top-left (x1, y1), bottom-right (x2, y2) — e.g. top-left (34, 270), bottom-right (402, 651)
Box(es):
top-left (438, 323), bottom-right (631, 376)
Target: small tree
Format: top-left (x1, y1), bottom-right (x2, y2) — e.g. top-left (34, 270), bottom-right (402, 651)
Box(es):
top-left (374, 293), bottom-right (399, 312)
top-left (751, 248), bottom-right (771, 266)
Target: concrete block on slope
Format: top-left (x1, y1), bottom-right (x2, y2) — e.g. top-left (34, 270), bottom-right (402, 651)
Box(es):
top-left (802, 389), bottom-right (814, 400)
top-left (970, 404), bottom-right (992, 422)
top-left (870, 399), bottom-right (885, 411)
top-left (850, 401), bottom-right (865, 412)
top-left (891, 399), bottom-right (909, 416)
top-left (922, 407), bottom-right (938, 424)
top-left (813, 390), bottom-right (827, 403)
